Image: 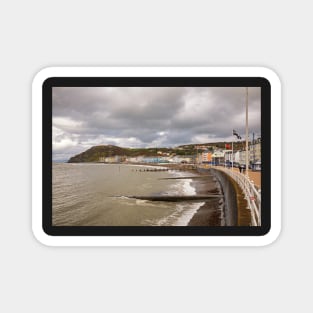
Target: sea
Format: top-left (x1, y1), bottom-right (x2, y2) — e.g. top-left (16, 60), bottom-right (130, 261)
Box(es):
top-left (53, 163), bottom-right (209, 226)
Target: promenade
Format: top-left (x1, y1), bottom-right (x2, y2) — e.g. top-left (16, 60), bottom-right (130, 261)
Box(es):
top-left (197, 164), bottom-right (261, 226)
top-left (228, 167), bottom-right (261, 190)
top-left (199, 164), bottom-right (261, 190)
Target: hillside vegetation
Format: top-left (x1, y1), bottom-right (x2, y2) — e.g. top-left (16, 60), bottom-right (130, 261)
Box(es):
top-left (67, 142), bottom-right (245, 163)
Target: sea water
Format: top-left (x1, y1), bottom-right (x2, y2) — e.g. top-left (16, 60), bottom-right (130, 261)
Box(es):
top-left (52, 163), bottom-right (206, 226)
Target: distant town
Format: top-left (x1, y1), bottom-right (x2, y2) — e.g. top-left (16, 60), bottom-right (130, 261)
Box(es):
top-left (68, 138), bottom-right (261, 171)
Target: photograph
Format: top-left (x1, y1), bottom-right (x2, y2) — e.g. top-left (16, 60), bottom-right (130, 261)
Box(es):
top-left (52, 85), bottom-right (262, 227)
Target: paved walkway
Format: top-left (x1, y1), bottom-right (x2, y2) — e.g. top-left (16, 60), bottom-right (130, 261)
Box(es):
top-left (199, 165), bottom-right (261, 190)
top-left (230, 167), bottom-right (261, 190)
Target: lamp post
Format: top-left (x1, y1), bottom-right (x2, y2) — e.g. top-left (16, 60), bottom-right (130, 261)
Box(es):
top-left (196, 145), bottom-right (199, 169)
top-left (231, 137), bottom-right (233, 171)
top-left (245, 87), bottom-right (249, 178)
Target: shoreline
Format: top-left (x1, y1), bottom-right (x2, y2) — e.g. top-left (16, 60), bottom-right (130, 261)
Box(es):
top-left (129, 163), bottom-right (224, 226)
top-left (187, 168), bottom-right (224, 226)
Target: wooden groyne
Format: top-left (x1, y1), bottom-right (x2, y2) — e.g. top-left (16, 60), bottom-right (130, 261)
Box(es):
top-left (126, 195), bottom-right (223, 202)
top-left (133, 168), bottom-right (169, 172)
top-left (158, 175), bottom-right (213, 180)
top-left (131, 164), bottom-right (198, 172)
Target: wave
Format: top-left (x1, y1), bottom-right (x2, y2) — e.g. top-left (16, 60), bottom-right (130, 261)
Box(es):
top-left (155, 170), bottom-right (205, 226)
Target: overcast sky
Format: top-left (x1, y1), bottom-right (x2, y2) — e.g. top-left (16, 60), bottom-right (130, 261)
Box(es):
top-left (52, 87), bottom-right (261, 161)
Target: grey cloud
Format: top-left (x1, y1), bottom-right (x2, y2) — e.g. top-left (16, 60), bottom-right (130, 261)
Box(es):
top-left (53, 86), bottom-right (261, 160)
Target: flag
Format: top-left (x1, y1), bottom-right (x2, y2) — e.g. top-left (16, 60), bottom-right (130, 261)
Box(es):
top-left (225, 143), bottom-right (231, 149)
top-left (233, 130), bottom-right (241, 139)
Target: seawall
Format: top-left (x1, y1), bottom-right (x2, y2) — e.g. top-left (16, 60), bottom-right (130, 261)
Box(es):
top-left (210, 168), bottom-right (238, 226)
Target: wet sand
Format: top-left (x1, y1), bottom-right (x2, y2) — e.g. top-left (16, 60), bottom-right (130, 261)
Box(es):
top-left (187, 168), bottom-right (223, 226)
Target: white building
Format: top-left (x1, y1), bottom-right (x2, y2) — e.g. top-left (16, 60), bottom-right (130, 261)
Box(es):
top-left (211, 150), bottom-right (224, 165)
top-left (223, 150), bottom-right (233, 163)
top-left (127, 156), bottom-right (144, 163)
top-left (233, 151), bottom-right (241, 163)
top-left (172, 156), bottom-right (194, 163)
top-left (249, 141), bottom-right (261, 163)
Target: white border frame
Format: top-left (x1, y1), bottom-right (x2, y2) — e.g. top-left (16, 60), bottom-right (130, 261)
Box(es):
top-left (32, 67), bottom-right (281, 246)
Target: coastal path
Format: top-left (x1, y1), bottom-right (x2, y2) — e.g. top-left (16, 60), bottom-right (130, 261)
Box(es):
top-left (201, 165), bottom-right (261, 226)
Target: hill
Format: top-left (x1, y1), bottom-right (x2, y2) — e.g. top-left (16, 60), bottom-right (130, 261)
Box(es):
top-left (68, 145), bottom-right (128, 163)
top-left (68, 145), bottom-right (174, 163)
top-left (67, 141), bottom-right (246, 163)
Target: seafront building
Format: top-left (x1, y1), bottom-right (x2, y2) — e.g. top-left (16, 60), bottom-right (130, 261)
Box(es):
top-left (97, 138), bottom-right (261, 167)
top-left (99, 155), bottom-right (127, 163)
top-left (223, 150), bottom-right (233, 164)
top-left (249, 139), bottom-right (261, 163)
top-left (231, 138), bottom-right (261, 167)
top-left (171, 155), bottom-right (194, 164)
top-left (199, 151), bottom-right (212, 163)
top-left (211, 150), bottom-right (225, 165)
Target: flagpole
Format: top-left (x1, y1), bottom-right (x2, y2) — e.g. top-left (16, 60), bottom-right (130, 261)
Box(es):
top-left (231, 134), bottom-right (233, 171)
top-left (245, 87), bottom-right (249, 178)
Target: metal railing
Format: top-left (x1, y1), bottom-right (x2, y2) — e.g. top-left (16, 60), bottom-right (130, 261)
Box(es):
top-left (217, 167), bottom-right (261, 226)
